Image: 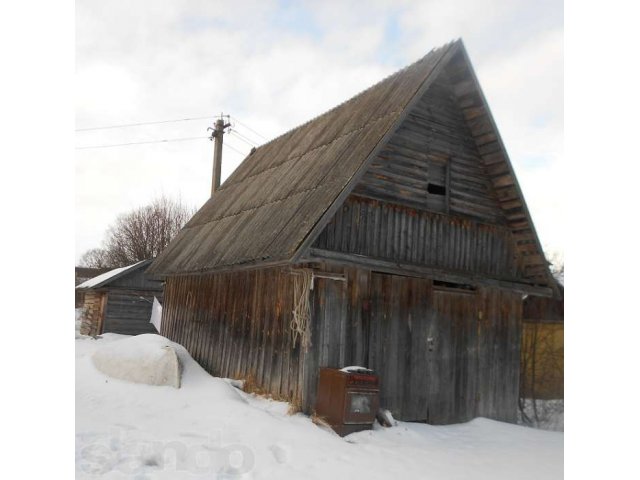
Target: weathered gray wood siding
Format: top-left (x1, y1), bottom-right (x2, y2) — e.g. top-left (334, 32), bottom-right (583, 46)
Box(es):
top-left (303, 266), bottom-right (522, 424)
top-left (353, 75), bottom-right (504, 225)
top-left (102, 293), bottom-right (158, 335)
top-left (313, 195), bottom-right (524, 280)
top-left (162, 264), bottom-right (521, 424)
top-left (311, 73), bottom-right (531, 283)
top-left (161, 268), bottom-right (305, 404)
top-left (98, 266), bottom-right (163, 335)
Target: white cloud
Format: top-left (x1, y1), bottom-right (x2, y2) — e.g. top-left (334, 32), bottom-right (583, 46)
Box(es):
top-left (75, 64), bottom-right (141, 125)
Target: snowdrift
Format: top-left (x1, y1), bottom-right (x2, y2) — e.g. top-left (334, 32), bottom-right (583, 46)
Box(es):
top-left (92, 334), bottom-right (182, 388)
top-left (77, 333), bottom-right (563, 479)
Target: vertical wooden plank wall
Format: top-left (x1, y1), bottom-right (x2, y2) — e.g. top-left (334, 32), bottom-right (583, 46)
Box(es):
top-left (313, 195), bottom-right (522, 280)
top-left (162, 267), bottom-right (304, 405)
top-left (302, 264), bottom-right (349, 412)
top-left (475, 288), bottom-right (522, 422)
top-left (302, 265), bottom-right (523, 424)
top-left (161, 264), bottom-right (522, 424)
top-left (102, 292), bottom-right (158, 335)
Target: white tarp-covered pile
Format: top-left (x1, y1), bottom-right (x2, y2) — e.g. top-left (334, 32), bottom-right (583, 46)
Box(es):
top-left (91, 334), bottom-right (181, 388)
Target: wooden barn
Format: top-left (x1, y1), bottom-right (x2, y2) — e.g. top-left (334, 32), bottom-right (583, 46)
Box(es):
top-left (77, 260), bottom-right (163, 336)
top-left (148, 40), bottom-right (556, 425)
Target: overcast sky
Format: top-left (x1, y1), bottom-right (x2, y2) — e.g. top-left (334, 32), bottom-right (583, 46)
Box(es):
top-left (75, 0), bottom-right (563, 262)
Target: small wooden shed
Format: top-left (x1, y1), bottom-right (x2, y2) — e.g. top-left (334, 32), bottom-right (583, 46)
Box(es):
top-left (149, 40), bottom-right (556, 424)
top-left (77, 260), bottom-right (163, 336)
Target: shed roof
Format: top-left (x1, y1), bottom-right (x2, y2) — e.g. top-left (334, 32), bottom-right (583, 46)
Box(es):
top-left (76, 260), bottom-right (149, 290)
top-left (75, 267), bottom-right (111, 286)
top-left (149, 39), bottom-right (554, 289)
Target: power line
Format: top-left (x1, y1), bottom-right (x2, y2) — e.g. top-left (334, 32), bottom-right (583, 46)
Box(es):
top-left (229, 128), bottom-right (260, 146)
top-left (76, 136), bottom-right (207, 150)
top-left (76, 114), bottom-right (269, 147)
top-left (229, 130), bottom-right (258, 148)
top-left (224, 142), bottom-right (247, 156)
top-left (75, 116), bottom-right (214, 132)
top-left (231, 116), bottom-right (267, 140)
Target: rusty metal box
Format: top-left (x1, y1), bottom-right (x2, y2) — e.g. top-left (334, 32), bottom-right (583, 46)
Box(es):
top-left (315, 367), bottom-right (380, 436)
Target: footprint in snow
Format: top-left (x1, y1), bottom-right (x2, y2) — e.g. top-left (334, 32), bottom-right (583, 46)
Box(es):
top-left (269, 443), bottom-right (291, 464)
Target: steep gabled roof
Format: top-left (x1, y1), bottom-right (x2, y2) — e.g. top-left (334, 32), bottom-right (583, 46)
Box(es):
top-left (149, 41), bottom-right (458, 276)
top-left (149, 40), bottom-right (554, 290)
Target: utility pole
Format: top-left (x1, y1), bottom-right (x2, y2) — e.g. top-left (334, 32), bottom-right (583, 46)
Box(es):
top-left (208, 115), bottom-right (231, 196)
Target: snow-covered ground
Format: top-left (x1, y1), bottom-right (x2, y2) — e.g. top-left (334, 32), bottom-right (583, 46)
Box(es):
top-left (76, 334), bottom-right (563, 479)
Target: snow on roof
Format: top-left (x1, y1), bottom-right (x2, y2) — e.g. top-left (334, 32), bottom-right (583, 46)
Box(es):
top-left (75, 260), bottom-right (146, 289)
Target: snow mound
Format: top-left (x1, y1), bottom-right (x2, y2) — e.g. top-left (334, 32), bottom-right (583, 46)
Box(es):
top-left (92, 334), bottom-right (182, 388)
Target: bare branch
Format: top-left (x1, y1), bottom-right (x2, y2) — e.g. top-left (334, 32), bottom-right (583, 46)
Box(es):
top-left (81, 196), bottom-right (196, 268)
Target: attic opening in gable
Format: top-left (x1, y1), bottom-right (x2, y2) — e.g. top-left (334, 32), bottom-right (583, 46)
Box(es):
top-left (425, 161), bottom-right (448, 213)
top-left (427, 182), bottom-right (446, 196)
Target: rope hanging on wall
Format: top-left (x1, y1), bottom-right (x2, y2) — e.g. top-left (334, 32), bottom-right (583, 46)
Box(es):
top-left (291, 268), bottom-right (313, 351)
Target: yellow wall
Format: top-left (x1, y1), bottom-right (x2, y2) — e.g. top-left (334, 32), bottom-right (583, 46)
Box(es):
top-left (521, 321), bottom-right (564, 399)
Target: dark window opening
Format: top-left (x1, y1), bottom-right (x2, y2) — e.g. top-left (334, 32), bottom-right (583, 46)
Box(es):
top-left (427, 183), bottom-right (447, 196)
top-left (433, 280), bottom-right (476, 292)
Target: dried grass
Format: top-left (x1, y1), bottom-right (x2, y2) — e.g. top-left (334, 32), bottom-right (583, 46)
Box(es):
top-left (241, 374), bottom-right (302, 416)
top-left (310, 412), bottom-right (331, 429)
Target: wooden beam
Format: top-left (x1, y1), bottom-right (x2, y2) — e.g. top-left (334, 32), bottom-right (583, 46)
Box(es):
top-left (152, 259), bottom-right (291, 279)
top-left (305, 248), bottom-right (553, 297)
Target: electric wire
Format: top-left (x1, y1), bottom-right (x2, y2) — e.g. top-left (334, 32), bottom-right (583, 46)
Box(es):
top-left (229, 130), bottom-right (258, 148)
top-left (229, 128), bottom-right (260, 146)
top-left (75, 113), bottom-right (261, 154)
top-left (230, 116), bottom-right (267, 140)
top-left (76, 136), bottom-right (207, 150)
top-left (75, 116), bottom-right (215, 132)
top-left (223, 142), bottom-right (247, 156)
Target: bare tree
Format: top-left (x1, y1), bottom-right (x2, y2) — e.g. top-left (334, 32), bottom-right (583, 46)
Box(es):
top-left (79, 248), bottom-right (113, 268)
top-left (79, 196), bottom-right (195, 268)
